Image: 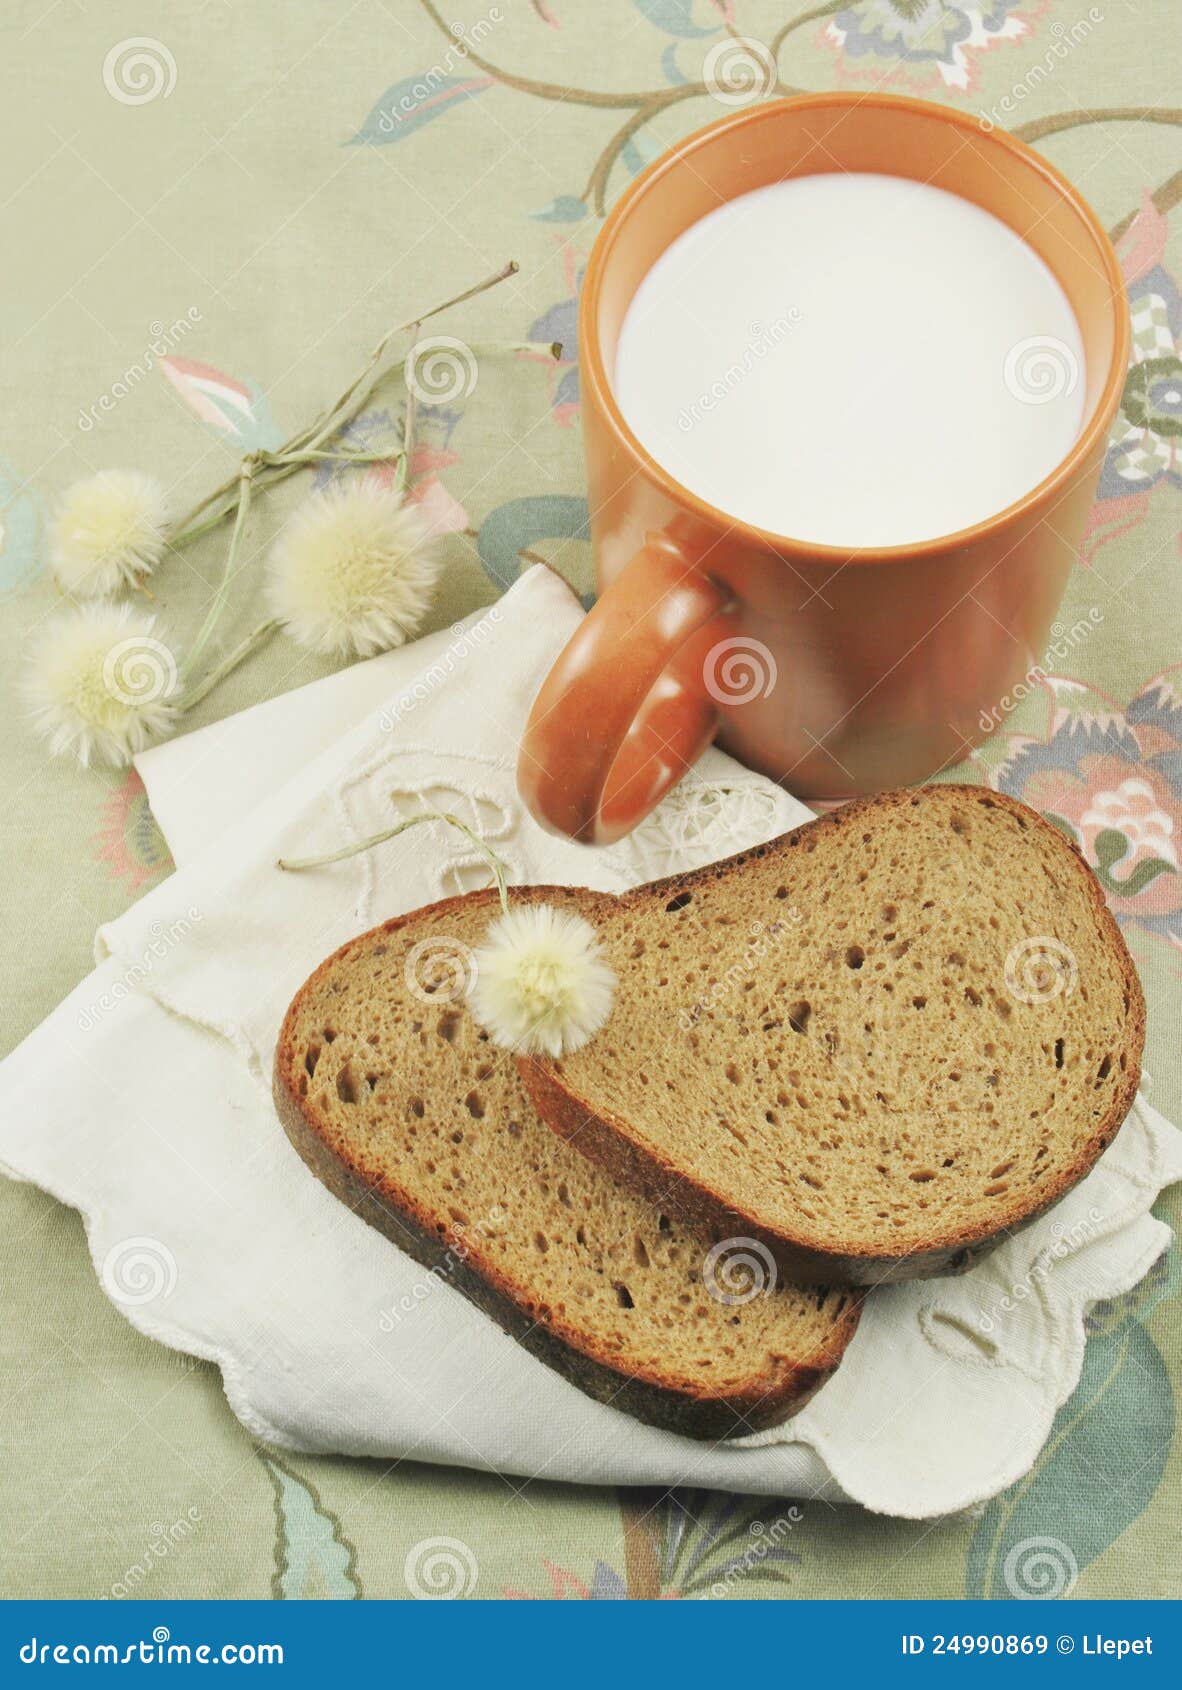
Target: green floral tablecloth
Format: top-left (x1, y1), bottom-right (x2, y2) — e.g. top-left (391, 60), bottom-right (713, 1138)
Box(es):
top-left (1, 0), bottom-right (1179, 1601)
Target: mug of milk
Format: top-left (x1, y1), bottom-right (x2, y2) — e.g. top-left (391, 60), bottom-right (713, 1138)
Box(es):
top-left (517, 92), bottom-right (1129, 845)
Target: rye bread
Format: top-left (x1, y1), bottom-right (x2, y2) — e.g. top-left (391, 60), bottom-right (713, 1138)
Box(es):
top-left (518, 787), bottom-right (1144, 1285)
top-left (273, 887), bottom-right (860, 1440)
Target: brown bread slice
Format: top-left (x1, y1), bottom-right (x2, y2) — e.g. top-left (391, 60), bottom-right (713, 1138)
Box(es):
top-left (519, 787), bottom-right (1144, 1285)
top-left (273, 887), bottom-right (860, 1440)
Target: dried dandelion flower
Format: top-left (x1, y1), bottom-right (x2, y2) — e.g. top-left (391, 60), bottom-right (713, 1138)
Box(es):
top-left (265, 479), bottom-right (440, 658)
top-left (50, 470), bottom-right (169, 596)
top-left (24, 602), bottom-right (181, 767)
top-left (469, 903), bottom-right (617, 1057)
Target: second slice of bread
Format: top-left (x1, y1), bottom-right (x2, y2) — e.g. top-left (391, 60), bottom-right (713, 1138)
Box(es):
top-left (519, 787), bottom-right (1144, 1284)
top-left (273, 888), bottom-right (860, 1439)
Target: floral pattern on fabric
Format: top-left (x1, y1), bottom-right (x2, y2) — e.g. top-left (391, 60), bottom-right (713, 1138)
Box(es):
top-left (0, 458), bottom-right (43, 600)
top-left (505, 1491), bottom-right (802, 1599)
top-left (822, 1), bottom-right (1049, 92)
top-left (1081, 196), bottom-right (1180, 564)
top-left (262, 1455), bottom-right (361, 1599)
top-left (528, 246), bottom-right (583, 424)
top-left (966, 1246), bottom-right (1178, 1598)
top-left (159, 356), bottom-right (283, 452)
top-left (1102, 268), bottom-right (1182, 495)
top-left (311, 405), bottom-right (470, 535)
top-left (92, 770), bottom-right (172, 892)
top-left (984, 671), bottom-right (1182, 952)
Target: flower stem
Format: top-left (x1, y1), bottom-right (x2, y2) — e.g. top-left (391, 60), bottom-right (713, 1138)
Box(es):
top-left (289, 262), bottom-right (521, 460)
top-left (155, 261), bottom-right (543, 716)
top-left (166, 479), bottom-right (240, 551)
top-left (168, 457), bottom-right (288, 549)
top-left (260, 448), bottom-right (399, 468)
top-left (169, 501), bottom-right (244, 550)
top-left (277, 805), bottom-right (511, 913)
top-left (182, 617), bottom-right (282, 710)
top-left (180, 457), bottom-right (258, 681)
top-left (397, 321), bottom-right (422, 499)
top-left (164, 331), bottom-right (551, 549)
top-left (1013, 105), bottom-right (1182, 146)
top-left (769, 0), bottom-right (848, 57)
top-left (167, 267), bottom-right (525, 541)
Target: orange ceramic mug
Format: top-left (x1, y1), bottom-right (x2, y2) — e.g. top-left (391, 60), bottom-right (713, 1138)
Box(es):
top-left (517, 92), bottom-right (1128, 845)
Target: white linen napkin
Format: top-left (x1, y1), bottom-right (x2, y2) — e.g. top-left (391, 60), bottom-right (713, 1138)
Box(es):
top-left (134, 608), bottom-right (503, 867)
top-left (1, 563), bottom-right (1178, 1516)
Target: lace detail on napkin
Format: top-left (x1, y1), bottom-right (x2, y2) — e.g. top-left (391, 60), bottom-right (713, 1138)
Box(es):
top-left (622, 773), bottom-right (793, 882)
top-left (338, 752), bottom-right (537, 925)
top-left (386, 781), bottom-right (523, 901)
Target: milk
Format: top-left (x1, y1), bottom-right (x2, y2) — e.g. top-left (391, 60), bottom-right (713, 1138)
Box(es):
top-left (612, 173), bottom-right (1086, 548)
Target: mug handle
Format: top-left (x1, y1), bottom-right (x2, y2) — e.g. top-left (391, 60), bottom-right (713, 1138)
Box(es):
top-left (517, 535), bottom-right (731, 844)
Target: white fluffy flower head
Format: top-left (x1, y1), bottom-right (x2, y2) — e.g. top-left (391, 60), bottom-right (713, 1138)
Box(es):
top-left (50, 470), bottom-right (169, 597)
top-left (469, 903), bottom-right (617, 1058)
top-left (266, 478), bottom-right (441, 658)
top-left (24, 601), bottom-right (181, 767)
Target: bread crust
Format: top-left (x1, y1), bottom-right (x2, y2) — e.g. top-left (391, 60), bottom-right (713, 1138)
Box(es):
top-left (273, 892), bottom-right (860, 1442)
top-left (518, 786), bottom-right (1146, 1287)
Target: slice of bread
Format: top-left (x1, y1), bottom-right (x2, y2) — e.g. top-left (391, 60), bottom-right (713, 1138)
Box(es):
top-left (519, 787), bottom-right (1144, 1285)
top-left (273, 888), bottom-right (860, 1440)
